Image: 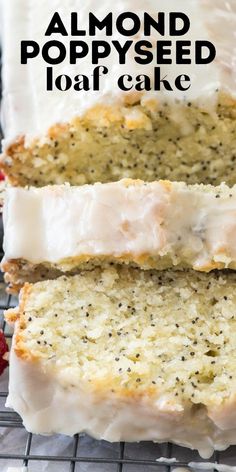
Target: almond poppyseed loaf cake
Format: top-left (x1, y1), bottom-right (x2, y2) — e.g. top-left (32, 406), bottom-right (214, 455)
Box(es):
top-left (5, 266), bottom-right (236, 458)
top-left (3, 179), bottom-right (236, 290)
top-left (1, 0), bottom-right (235, 187)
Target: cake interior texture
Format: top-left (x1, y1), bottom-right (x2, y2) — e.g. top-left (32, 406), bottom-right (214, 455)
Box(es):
top-left (12, 266), bottom-right (236, 404)
top-left (2, 97), bottom-right (236, 187)
top-left (6, 266), bottom-right (236, 456)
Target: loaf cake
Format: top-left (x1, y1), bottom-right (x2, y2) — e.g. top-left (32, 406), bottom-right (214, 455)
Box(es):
top-left (1, 0), bottom-right (235, 187)
top-left (2, 179), bottom-right (236, 290)
top-left (6, 266), bottom-right (236, 458)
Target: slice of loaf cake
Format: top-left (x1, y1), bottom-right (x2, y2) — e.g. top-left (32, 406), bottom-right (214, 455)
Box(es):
top-left (2, 179), bottom-right (236, 290)
top-left (1, 0), bottom-right (235, 186)
top-left (6, 266), bottom-right (236, 458)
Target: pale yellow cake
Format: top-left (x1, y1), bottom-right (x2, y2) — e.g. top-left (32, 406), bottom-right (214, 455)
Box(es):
top-left (6, 267), bottom-right (236, 458)
top-left (1, 0), bottom-right (235, 186)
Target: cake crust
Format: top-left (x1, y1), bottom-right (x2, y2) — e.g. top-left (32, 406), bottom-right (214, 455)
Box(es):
top-left (1, 97), bottom-right (236, 187)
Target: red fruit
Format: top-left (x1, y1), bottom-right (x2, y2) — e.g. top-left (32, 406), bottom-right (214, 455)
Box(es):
top-left (0, 172), bottom-right (5, 182)
top-left (0, 330), bottom-right (9, 375)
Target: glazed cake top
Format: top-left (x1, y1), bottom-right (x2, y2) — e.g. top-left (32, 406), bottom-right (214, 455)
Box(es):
top-left (3, 180), bottom-right (236, 272)
top-left (1, 0), bottom-right (236, 147)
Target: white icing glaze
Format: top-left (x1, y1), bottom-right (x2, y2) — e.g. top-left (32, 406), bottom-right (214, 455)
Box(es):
top-left (189, 463), bottom-right (236, 472)
top-left (3, 180), bottom-right (236, 271)
top-left (172, 469), bottom-right (189, 472)
top-left (156, 457), bottom-right (178, 463)
top-left (6, 337), bottom-right (236, 460)
top-left (1, 0), bottom-right (235, 147)
top-left (7, 468), bottom-right (28, 472)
